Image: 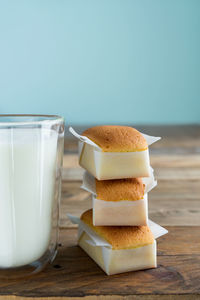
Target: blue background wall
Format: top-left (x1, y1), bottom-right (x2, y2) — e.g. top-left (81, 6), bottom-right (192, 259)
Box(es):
top-left (0, 0), bottom-right (200, 125)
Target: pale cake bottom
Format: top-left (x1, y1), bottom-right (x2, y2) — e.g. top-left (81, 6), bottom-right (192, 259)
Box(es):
top-left (78, 232), bottom-right (157, 275)
top-left (93, 194), bottom-right (148, 226)
top-left (79, 142), bottom-right (150, 180)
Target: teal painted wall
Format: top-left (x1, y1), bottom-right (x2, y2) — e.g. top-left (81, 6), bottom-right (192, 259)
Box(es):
top-left (0, 0), bottom-right (200, 125)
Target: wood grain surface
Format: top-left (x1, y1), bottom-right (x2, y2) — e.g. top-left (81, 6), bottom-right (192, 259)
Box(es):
top-left (1, 125), bottom-right (200, 300)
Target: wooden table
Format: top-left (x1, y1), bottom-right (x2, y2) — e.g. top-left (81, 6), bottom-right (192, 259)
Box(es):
top-left (1, 125), bottom-right (200, 300)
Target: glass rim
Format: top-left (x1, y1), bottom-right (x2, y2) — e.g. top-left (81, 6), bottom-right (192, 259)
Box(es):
top-left (0, 114), bottom-right (64, 127)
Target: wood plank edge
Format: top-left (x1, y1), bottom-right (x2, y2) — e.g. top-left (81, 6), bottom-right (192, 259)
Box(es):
top-left (1, 294), bottom-right (200, 300)
top-left (59, 225), bottom-right (200, 229)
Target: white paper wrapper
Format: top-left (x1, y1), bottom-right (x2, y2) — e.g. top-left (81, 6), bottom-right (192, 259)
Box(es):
top-left (67, 214), bottom-right (167, 275)
top-left (67, 214), bottom-right (168, 248)
top-left (148, 220), bottom-right (168, 239)
top-left (69, 127), bottom-right (161, 180)
top-left (80, 170), bottom-right (157, 226)
top-left (69, 127), bottom-right (161, 149)
top-left (81, 171), bottom-right (96, 195)
top-left (81, 169), bottom-right (157, 196)
top-left (142, 133), bottom-right (161, 146)
top-left (79, 232), bottom-right (157, 275)
top-left (69, 127), bottom-right (100, 149)
top-left (92, 195), bottom-right (148, 226)
top-left (67, 214), bottom-right (110, 247)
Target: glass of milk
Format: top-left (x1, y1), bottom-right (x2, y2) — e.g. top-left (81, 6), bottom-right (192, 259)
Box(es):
top-left (0, 115), bottom-right (64, 278)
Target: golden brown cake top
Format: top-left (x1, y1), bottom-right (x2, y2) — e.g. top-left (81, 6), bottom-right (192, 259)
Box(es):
top-left (82, 125), bottom-right (148, 152)
top-left (95, 178), bottom-right (144, 201)
top-left (81, 209), bottom-right (154, 250)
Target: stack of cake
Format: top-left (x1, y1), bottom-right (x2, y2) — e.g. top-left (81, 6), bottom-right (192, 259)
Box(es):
top-left (69, 125), bottom-right (167, 275)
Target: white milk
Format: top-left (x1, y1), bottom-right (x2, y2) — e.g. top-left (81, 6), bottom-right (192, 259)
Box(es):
top-left (0, 128), bottom-right (58, 268)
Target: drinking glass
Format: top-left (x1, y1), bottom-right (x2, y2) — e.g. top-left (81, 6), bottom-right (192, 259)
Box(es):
top-left (0, 115), bottom-right (64, 278)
